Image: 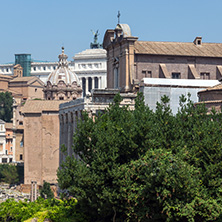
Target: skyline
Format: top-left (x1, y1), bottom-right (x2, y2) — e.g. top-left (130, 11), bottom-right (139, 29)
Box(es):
top-left (1, 0), bottom-right (222, 63)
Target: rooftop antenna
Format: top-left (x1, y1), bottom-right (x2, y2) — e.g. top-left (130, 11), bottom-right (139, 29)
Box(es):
top-left (117, 11), bottom-right (120, 24)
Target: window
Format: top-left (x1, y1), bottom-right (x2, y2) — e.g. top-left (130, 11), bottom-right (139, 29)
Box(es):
top-left (53, 66), bottom-right (56, 70)
top-left (172, 72), bottom-right (181, 79)
top-left (5, 150), bottom-right (8, 155)
top-left (33, 67), bottom-right (36, 71)
top-left (20, 154), bottom-right (23, 160)
top-left (6, 68), bottom-right (8, 72)
top-left (2, 158), bottom-right (7, 163)
top-left (142, 70), bottom-right (152, 78)
top-left (35, 88), bottom-right (37, 92)
top-left (10, 147), bottom-right (13, 152)
top-left (200, 72), bottom-right (210, 80)
top-left (59, 97), bottom-right (64, 100)
top-left (43, 66), bottom-right (46, 70)
top-left (114, 67), bottom-right (119, 89)
top-left (20, 141), bottom-right (23, 147)
top-left (19, 121), bottom-right (23, 125)
top-left (9, 158), bottom-right (12, 163)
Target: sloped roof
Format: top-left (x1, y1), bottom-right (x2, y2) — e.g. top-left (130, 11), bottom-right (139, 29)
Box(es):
top-left (9, 76), bottom-right (44, 86)
top-left (198, 83), bottom-right (222, 94)
top-left (0, 119), bottom-right (5, 124)
top-left (5, 122), bottom-right (13, 129)
top-left (0, 88), bottom-right (22, 97)
top-left (134, 41), bottom-right (222, 58)
top-left (22, 100), bottom-right (65, 113)
top-left (0, 74), bottom-right (13, 80)
top-left (74, 48), bottom-right (106, 60)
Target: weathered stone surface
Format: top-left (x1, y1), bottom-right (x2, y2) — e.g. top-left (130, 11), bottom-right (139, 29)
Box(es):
top-left (0, 183), bottom-right (30, 202)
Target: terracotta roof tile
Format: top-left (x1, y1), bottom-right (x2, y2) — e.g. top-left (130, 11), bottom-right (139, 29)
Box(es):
top-left (22, 100), bottom-right (65, 113)
top-left (9, 76), bottom-right (36, 83)
top-left (198, 83), bottom-right (222, 93)
top-left (5, 122), bottom-right (13, 129)
top-left (134, 41), bottom-right (222, 58)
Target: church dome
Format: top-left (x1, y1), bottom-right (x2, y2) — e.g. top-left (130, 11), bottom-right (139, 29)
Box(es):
top-left (44, 47), bottom-right (82, 101)
top-left (47, 47), bottom-right (80, 86)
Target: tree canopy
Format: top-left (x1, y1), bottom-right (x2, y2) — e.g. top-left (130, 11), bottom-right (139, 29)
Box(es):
top-left (58, 93), bottom-right (222, 222)
top-left (0, 91), bottom-right (13, 122)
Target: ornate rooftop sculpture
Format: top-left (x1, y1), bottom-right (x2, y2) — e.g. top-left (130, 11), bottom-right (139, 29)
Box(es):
top-left (43, 47), bottom-right (82, 101)
top-left (90, 30), bottom-right (102, 49)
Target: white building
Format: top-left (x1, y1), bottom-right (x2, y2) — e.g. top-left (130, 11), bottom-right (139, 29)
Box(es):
top-left (0, 120), bottom-right (14, 163)
top-left (0, 119), bottom-right (7, 163)
top-left (72, 48), bottom-right (107, 96)
top-left (0, 48), bottom-right (107, 97)
top-left (140, 78), bottom-right (219, 114)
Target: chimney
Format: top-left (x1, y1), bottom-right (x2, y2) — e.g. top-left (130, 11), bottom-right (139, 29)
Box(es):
top-left (193, 36), bottom-right (202, 46)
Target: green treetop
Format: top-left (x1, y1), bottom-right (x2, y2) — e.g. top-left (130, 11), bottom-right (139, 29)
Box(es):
top-left (58, 93), bottom-right (222, 222)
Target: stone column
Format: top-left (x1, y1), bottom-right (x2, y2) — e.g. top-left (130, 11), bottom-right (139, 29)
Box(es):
top-left (30, 181), bottom-right (38, 202)
top-left (80, 77), bottom-right (82, 87)
top-left (99, 77), bottom-right (102, 88)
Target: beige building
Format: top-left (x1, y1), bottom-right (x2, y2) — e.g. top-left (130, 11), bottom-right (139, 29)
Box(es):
top-left (22, 100), bottom-right (64, 185)
top-left (103, 24), bottom-right (222, 93)
top-left (196, 82), bottom-right (222, 112)
top-left (22, 47), bottom-right (82, 185)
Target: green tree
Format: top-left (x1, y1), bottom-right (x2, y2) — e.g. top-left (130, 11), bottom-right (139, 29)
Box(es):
top-left (40, 181), bottom-right (54, 199)
top-left (0, 91), bottom-right (13, 122)
top-left (58, 93), bottom-right (222, 221)
top-left (0, 164), bottom-right (19, 184)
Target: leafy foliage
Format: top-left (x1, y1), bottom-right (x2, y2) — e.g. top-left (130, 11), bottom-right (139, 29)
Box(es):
top-left (0, 91), bottom-right (13, 122)
top-left (40, 181), bottom-right (54, 199)
top-left (0, 197), bottom-right (86, 222)
top-left (58, 93), bottom-right (222, 221)
top-left (0, 164), bottom-right (19, 184)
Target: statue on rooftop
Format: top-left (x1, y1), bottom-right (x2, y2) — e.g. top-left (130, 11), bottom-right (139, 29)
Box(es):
top-left (90, 30), bottom-right (102, 49)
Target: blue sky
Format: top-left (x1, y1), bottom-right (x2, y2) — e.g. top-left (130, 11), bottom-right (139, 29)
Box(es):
top-left (1, 0), bottom-right (222, 63)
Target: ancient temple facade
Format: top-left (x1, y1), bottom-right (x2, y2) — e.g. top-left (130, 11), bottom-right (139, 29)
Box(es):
top-left (43, 47), bottom-right (82, 100)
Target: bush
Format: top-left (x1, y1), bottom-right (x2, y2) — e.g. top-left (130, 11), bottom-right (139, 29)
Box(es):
top-left (40, 181), bottom-right (54, 199)
top-left (0, 164), bottom-right (19, 185)
top-left (0, 197), bottom-right (87, 222)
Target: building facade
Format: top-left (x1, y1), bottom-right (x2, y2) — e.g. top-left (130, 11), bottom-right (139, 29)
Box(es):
top-left (141, 78), bottom-right (219, 114)
top-left (103, 24), bottom-right (222, 92)
top-left (0, 120), bottom-right (15, 163)
top-left (72, 48), bottom-right (107, 97)
top-left (22, 48), bottom-right (83, 185)
top-left (22, 100), bottom-right (64, 185)
top-left (43, 47), bottom-right (82, 101)
top-left (0, 39), bottom-right (107, 93)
